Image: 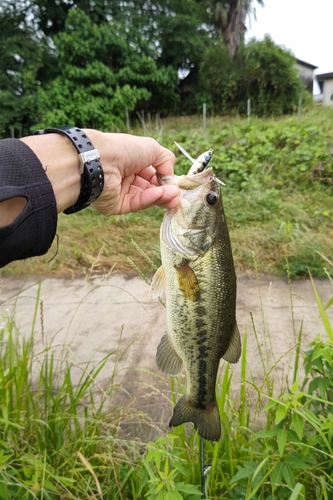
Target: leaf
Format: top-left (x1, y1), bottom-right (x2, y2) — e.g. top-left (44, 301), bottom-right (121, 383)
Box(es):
top-left (0, 453), bottom-right (12, 465)
top-left (282, 463), bottom-right (296, 489)
top-left (230, 464), bottom-right (254, 484)
top-left (255, 428), bottom-right (278, 439)
top-left (277, 429), bottom-right (287, 457)
top-left (271, 462), bottom-right (283, 491)
top-left (324, 296), bottom-right (333, 311)
top-left (284, 456), bottom-right (310, 469)
top-left (176, 482), bottom-right (202, 496)
top-left (163, 491), bottom-right (183, 500)
top-left (252, 457), bottom-right (269, 481)
top-left (77, 451), bottom-right (103, 500)
top-left (0, 483), bottom-right (9, 500)
top-left (289, 482), bottom-right (305, 500)
top-left (291, 413), bottom-right (304, 440)
top-left (275, 405), bottom-right (287, 425)
top-left (156, 481), bottom-right (165, 493)
top-left (263, 399), bottom-right (279, 411)
top-left (302, 408), bottom-right (321, 427)
top-left (43, 480), bottom-right (59, 493)
top-left (309, 273), bottom-right (333, 342)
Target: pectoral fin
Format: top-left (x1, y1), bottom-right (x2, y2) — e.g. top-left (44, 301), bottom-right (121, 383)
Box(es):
top-left (174, 261), bottom-right (200, 302)
top-left (156, 333), bottom-right (183, 375)
top-left (151, 265), bottom-right (166, 299)
top-left (222, 322), bottom-right (241, 363)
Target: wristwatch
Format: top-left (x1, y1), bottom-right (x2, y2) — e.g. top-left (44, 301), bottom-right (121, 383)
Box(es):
top-left (33, 125), bottom-right (104, 213)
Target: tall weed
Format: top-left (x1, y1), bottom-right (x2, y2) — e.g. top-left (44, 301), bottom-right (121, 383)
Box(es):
top-left (1, 275), bottom-right (333, 498)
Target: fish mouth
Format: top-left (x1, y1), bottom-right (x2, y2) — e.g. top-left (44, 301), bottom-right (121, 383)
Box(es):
top-left (158, 168), bottom-right (215, 188)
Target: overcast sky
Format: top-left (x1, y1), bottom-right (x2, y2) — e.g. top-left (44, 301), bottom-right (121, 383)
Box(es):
top-left (245, 0), bottom-right (333, 93)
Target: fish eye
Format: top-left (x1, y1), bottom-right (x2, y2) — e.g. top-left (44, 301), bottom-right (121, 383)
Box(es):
top-left (206, 192), bottom-right (218, 205)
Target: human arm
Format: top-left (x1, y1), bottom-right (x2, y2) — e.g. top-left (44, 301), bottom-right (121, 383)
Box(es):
top-left (20, 129), bottom-right (179, 216)
top-left (0, 130), bottom-right (179, 267)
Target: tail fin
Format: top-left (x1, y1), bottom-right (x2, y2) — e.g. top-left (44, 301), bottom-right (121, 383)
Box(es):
top-left (169, 395), bottom-right (221, 441)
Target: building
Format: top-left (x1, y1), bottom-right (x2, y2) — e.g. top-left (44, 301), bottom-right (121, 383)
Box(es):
top-left (316, 72), bottom-right (333, 106)
top-left (294, 59), bottom-right (318, 94)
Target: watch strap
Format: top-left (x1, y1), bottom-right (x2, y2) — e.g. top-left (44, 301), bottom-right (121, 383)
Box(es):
top-left (33, 126), bottom-right (104, 214)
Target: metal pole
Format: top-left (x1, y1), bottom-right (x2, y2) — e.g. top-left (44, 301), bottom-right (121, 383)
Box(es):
top-left (297, 96), bottom-right (303, 120)
top-left (247, 98), bottom-right (251, 121)
top-left (203, 103), bottom-right (206, 130)
top-left (200, 436), bottom-right (212, 498)
top-left (125, 106), bottom-right (130, 132)
top-left (200, 437), bottom-right (206, 498)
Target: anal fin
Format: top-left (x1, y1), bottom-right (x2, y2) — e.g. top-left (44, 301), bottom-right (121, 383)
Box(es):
top-left (222, 322), bottom-right (241, 364)
top-left (156, 333), bottom-right (183, 375)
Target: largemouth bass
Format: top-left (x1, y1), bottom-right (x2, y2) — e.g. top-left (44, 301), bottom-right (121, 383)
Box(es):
top-left (152, 167), bottom-right (241, 442)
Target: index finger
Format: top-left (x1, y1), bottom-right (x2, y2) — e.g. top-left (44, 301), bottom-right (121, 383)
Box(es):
top-left (151, 146), bottom-right (176, 176)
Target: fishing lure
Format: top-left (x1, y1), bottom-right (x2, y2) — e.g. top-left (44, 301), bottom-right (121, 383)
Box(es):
top-left (174, 141), bottom-right (225, 185)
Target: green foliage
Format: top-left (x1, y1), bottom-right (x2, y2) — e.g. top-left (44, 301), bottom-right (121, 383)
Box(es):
top-left (1, 273), bottom-right (333, 498)
top-left (161, 111), bottom-right (333, 278)
top-left (138, 435), bottom-right (202, 499)
top-left (197, 42), bottom-right (242, 111)
top-left (34, 9), bottom-right (178, 129)
top-left (3, 110), bottom-right (333, 279)
top-left (0, 0), bottom-right (315, 133)
top-left (197, 36), bottom-right (309, 116)
top-left (0, 284), bottom-right (140, 498)
top-left (0, 5), bottom-right (44, 136)
top-left (241, 35), bottom-right (310, 115)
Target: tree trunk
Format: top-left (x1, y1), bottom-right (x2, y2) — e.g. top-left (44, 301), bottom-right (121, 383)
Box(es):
top-left (217, 0), bottom-right (249, 59)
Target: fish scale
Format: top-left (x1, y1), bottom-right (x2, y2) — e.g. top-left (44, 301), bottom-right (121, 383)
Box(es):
top-left (152, 167), bottom-right (241, 441)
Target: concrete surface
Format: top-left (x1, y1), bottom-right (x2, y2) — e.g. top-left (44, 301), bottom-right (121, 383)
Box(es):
top-left (1, 272), bottom-right (333, 437)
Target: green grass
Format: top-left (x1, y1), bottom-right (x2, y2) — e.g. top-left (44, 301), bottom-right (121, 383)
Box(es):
top-left (1, 274), bottom-right (333, 498)
top-left (2, 107), bottom-right (333, 279)
top-left (1, 107), bottom-right (333, 498)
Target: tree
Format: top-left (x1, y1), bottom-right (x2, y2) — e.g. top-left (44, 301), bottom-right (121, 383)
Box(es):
top-left (205, 0), bottom-right (264, 58)
top-left (34, 9), bottom-right (178, 129)
top-left (0, 4), bottom-right (44, 136)
top-left (26, 0), bottom-right (213, 115)
top-left (198, 36), bottom-right (308, 116)
top-left (241, 35), bottom-right (307, 115)
top-left (198, 42), bottom-right (242, 111)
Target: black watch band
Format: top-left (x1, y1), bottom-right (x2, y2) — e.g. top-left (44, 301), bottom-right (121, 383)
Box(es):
top-left (33, 125), bottom-right (104, 214)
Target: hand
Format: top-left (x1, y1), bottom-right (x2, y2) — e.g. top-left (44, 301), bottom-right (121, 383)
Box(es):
top-left (86, 131), bottom-right (180, 216)
top-left (20, 129), bottom-right (180, 216)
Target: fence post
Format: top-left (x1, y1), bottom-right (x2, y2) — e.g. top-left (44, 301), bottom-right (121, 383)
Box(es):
top-left (247, 98), bottom-right (251, 121)
top-left (125, 106), bottom-right (130, 132)
top-left (203, 102), bottom-right (206, 130)
top-left (297, 97), bottom-right (303, 120)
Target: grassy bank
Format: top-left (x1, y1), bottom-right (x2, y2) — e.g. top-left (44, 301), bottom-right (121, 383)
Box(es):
top-left (0, 277), bottom-right (333, 498)
top-left (2, 107), bottom-right (333, 279)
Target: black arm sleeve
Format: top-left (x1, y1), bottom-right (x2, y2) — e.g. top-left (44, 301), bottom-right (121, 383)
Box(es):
top-left (0, 138), bottom-right (57, 268)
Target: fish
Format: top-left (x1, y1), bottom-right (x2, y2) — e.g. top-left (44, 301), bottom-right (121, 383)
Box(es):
top-left (151, 164), bottom-right (241, 442)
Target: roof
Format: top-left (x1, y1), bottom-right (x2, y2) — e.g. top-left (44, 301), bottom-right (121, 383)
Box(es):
top-left (296, 58), bottom-right (318, 70)
top-left (316, 72), bottom-right (333, 81)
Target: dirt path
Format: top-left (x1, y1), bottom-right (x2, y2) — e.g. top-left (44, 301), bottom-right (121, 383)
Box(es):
top-left (1, 273), bottom-right (333, 437)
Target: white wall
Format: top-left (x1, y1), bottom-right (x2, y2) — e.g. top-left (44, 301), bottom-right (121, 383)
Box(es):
top-left (323, 79), bottom-right (333, 105)
top-left (294, 63), bottom-right (315, 93)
